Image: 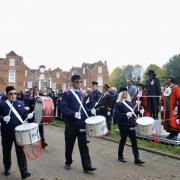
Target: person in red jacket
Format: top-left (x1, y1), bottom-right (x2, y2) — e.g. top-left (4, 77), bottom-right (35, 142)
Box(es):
top-left (161, 78), bottom-right (180, 140)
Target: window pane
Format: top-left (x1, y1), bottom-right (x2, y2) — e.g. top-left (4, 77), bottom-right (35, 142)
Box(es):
top-left (98, 67), bottom-right (102, 73)
top-left (56, 72), bottom-right (60, 78)
top-left (9, 58), bottom-right (15, 66)
top-left (8, 70), bottom-right (16, 83)
top-left (84, 79), bottom-right (86, 87)
top-left (27, 81), bottom-right (32, 88)
top-left (98, 77), bottom-right (103, 86)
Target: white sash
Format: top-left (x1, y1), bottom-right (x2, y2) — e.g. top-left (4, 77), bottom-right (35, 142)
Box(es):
top-left (70, 89), bottom-right (89, 118)
top-left (94, 91), bottom-right (108, 107)
top-left (6, 100), bottom-right (24, 124)
top-left (122, 100), bottom-right (137, 118)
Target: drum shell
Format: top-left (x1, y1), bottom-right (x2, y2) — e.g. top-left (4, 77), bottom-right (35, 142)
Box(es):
top-left (85, 116), bottom-right (108, 137)
top-left (34, 96), bottom-right (54, 124)
top-left (15, 123), bottom-right (40, 145)
top-left (136, 117), bottom-right (154, 136)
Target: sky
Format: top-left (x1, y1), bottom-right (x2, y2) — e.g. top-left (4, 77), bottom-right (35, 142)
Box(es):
top-left (0, 0), bottom-right (180, 73)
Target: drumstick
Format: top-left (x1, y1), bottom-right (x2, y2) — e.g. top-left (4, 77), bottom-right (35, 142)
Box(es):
top-left (93, 92), bottom-right (107, 108)
top-left (24, 111), bottom-right (34, 123)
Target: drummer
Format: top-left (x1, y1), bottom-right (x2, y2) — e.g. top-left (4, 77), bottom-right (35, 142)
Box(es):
top-left (60, 74), bottom-right (97, 173)
top-left (96, 84), bottom-right (113, 134)
top-left (114, 87), bottom-right (145, 165)
top-left (28, 86), bottom-right (48, 148)
top-left (0, 86), bottom-right (32, 179)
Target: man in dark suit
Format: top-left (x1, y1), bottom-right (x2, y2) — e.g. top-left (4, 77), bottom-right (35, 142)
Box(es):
top-left (97, 84), bottom-right (113, 134)
top-left (60, 75), bottom-right (96, 173)
top-left (0, 86), bottom-right (31, 179)
top-left (146, 70), bottom-right (161, 119)
top-left (87, 81), bottom-right (102, 109)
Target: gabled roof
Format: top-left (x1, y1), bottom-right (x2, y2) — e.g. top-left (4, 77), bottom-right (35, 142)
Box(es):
top-left (7, 51), bottom-right (18, 56)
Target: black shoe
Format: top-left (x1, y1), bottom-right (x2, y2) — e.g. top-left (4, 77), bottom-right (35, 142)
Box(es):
top-left (118, 157), bottom-right (127, 163)
top-left (84, 167), bottom-right (97, 173)
top-left (134, 159), bottom-right (145, 165)
top-left (86, 140), bottom-right (90, 144)
top-left (64, 163), bottom-right (71, 170)
top-left (4, 169), bottom-right (11, 176)
top-left (42, 142), bottom-right (48, 148)
top-left (21, 171), bottom-right (31, 179)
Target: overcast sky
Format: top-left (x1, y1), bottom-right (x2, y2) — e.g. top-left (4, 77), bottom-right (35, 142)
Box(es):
top-left (0, 0), bottom-right (180, 73)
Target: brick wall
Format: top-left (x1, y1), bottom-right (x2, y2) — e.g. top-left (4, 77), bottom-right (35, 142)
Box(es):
top-left (0, 51), bottom-right (109, 92)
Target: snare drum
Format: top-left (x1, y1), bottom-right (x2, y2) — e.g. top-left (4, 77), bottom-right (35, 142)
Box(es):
top-left (136, 117), bottom-right (155, 136)
top-left (85, 115), bottom-right (108, 137)
top-left (15, 123), bottom-right (40, 145)
top-left (34, 96), bottom-right (54, 124)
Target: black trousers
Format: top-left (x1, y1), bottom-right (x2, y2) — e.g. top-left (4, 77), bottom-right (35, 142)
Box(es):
top-left (39, 124), bottom-right (46, 145)
top-left (118, 125), bottom-right (139, 160)
top-left (65, 124), bottom-right (92, 170)
top-left (99, 108), bottom-right (112, 131)
top-left (1, 135), bottom-right (28, 175)
top-left (105, 114), bottom-right (112, 131)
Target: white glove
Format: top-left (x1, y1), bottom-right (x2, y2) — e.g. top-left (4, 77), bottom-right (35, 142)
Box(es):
top-left (126, 112), bottom-right (133, 118)
top-left (160, 106), bottom-right (164, 112)
top-left (140, 109), bottom-right (144, 115)
top-left (3, 116), bottom-right (11, 124)
top-left (91, 108), bottom-right (96, 115)
top-left (75, 112), bottom-right (81, 119)
top-left (107, 111), bottom-right (111, 116)
top-left (24, 106), bottom-right (30, 111)
top-left (27, 113), bottom-right (33, 119)
top-left (176, 119), bottom-right (180, 125)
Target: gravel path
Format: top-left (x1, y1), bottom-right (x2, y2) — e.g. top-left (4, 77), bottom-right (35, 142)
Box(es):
top-left (0, 125), bottom-right (180, 180)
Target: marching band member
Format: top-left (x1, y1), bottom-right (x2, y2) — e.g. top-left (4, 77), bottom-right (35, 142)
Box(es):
top-left (114, 87), bottom-right (145, 165)
top-left (0, 86), bottom-right (31, 179)
top-left (29, 86), bottom-right (48, 148)
top-left (84, 88), bottom-right (92, 109)
top-left (88, 81), bottom-right (101, 109)
top-left (60, 75), bottom-right (96, 173)
top-left (96, 84), bottom-right (113, 134)
top-left (161, 78), bottom-right (180, 140)
top-left (146, 70), bottom-right (161, 119)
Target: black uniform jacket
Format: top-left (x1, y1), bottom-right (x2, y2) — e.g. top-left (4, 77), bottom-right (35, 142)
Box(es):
top-left (0, 100), bottom-right (27, 137)
top-left (114, 101), bottom-right (136, 126)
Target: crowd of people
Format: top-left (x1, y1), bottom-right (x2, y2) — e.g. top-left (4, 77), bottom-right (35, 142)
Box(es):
top-left (0, 69), bottom-right (179, 179)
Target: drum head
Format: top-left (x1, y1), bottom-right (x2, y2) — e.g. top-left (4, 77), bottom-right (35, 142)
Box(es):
top-left (136, 117), bottom-right (155, 126)
top-left (15, 123), bottom-right (38, 131)
top-left (34, 101), bottom-right (43, 124)
top-left (85, 115), bottom-right (105, 124)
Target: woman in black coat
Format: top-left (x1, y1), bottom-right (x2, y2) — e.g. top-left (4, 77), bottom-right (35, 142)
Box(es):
top-left (114, 87), bottom-right (144, 165)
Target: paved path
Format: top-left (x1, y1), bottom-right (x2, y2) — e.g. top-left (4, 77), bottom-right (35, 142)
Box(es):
top-left (0, 125), bottom-right (180, 180)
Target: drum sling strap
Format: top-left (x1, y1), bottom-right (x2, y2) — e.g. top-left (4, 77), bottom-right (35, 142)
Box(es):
top-left (6, 100), bottom-right (24, 123)
top-left (70, 89), bottom-right (89, 118)
top-left (6, 100), bottom-right (42, 159)
top-left (122, 100), bottom-right (137, 118)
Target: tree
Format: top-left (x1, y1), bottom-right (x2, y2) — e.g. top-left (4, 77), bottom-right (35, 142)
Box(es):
top-left (109, 67), bottom-right (123, 88)
top-left (165, 55), bottom-right (180, 84)
top-left (121, 65), bottom-right (134, 81)
top-left (109, 65), bottom-right (143, 88)
top-left (132, 65), bottom-right (143, 84)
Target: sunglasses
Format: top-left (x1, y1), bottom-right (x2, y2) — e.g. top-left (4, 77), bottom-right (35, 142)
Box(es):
top-left (9, 92), bottom-right (17, 95)
top-left (75, 81), bottom-right (82, 83)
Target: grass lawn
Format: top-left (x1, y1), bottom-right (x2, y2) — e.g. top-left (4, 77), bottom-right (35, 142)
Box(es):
top-left (51, 119), bottom-right (180, 157)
